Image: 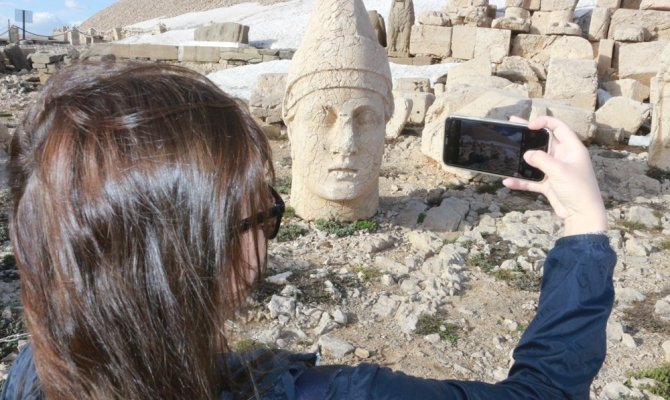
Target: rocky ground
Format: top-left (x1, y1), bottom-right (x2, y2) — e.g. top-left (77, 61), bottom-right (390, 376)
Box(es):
top-left (1, 65), bottom-right (670, 399)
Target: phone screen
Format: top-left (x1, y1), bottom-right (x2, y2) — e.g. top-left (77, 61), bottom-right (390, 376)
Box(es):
top-left (443, 116), bottom-right (550, 181)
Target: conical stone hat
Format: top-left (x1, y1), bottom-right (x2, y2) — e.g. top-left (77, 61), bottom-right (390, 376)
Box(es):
top-left (283, 0), bottom-right (393, 121)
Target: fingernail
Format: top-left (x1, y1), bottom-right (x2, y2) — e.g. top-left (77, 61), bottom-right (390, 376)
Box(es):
top-left (523, 150), bottom-right (536, 161)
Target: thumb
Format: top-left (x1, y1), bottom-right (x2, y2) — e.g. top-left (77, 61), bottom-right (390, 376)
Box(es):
top-left (523, 150), bottom-right (561, 177)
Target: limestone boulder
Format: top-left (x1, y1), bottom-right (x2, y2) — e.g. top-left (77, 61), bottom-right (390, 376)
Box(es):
top-left (506, 7), bottom-right (531, 19)
top-left (597, 0), bottom-right (621, 6)
top-left (640, 0), bottom-right (670, 9)
top-left (446, 57), bottom-right (492, 88)
top-left (602, 79), bottom-right (650, 102)
top-left (409, 25), bottom-right (452, 58)
top-left (595, 96), bottom-right (652, 137)
top-left (474, 27), bottom-right (511, 63)
top-left (648, 43), bottom-right (670, 171)
top-left (597, 39), bottom-right (615, 79)
top-left (506, 0), bottom-right (533, 6)
top-left (400, 92), bottom-right (436, 125)
top-left (544, 58), bottom-right (598, 110)
top-left (540, 0), bottom-right (578, 10)
top-left (545, 21), bottom-right (582, 36)
top-left (588, 7), bottom-right (612, 41)
top-left (368, 10), bottom-right (387, 47)
top-left (608, 9), bottom-right (670, 41)
top-left (3, 44), bottom-right (31, 71)
top-left (530, 10), bottom-right (574, 35)
top-left (530, 100), bottom-right (597, 141)
top-left (194, 22), bottom-right (249, 43)
top-left (496, 56), bottom-right (544, 84)
top-left (418, 11), bottom-right (451, 26)
top-left (611, 24), bottom-right (647, 42)
top-left (387, 96), bottom-right (411, 139)
top-left (250, 73), bottom-right (287, 124)
top-left (449, 75), bottom-right (529, 96)
top-left (618, 41), bottom-right (670, 86)
top-left (451, 25), bottom-right (478, 60)
top-left (511, 34), bottom-right (593, 65)
top-left (395, 78), bottom-right (433, 93)
top-left (492, 16), bottom-right (531, 32)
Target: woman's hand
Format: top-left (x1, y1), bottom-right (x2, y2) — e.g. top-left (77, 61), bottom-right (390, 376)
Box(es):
top-left (502, 116), bottom-right (608, 237)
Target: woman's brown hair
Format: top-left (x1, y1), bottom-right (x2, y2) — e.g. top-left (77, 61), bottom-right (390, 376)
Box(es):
top-left (9, 61), bottom-right (274, 399)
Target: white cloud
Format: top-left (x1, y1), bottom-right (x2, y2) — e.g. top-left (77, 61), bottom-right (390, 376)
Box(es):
top-left (65, 0), bottom-right (82, 10)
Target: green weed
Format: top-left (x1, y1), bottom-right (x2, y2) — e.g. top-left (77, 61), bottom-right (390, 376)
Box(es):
top-left (354, 265), bottom-right (382, 281)
top-left (314, 219), bottom-right (377, 237)
top-left (628, 363), bottom-right (670, 399)
top-left (276, 223), bottom-right (307, 242)
top-left (414, 313), bottom-right (459, 344)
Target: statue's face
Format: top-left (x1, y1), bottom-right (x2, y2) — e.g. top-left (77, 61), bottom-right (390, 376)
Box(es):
top-left (288, 87), bottom-right (386, 201)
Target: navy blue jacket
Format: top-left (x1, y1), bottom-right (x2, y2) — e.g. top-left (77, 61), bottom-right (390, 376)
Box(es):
top-left (2, 234), bottom-right (616, 399)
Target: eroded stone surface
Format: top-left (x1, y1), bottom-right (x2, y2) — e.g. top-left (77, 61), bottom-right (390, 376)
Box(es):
top-left (282, 0), bottom-right (393, 221)
top-left (649, 43), bottom-right (670, 171)
top-left (388, 0), bottom-right (415, 57)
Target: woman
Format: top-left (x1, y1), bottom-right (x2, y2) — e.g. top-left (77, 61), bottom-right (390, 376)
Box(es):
top-left (2, 61), bottom-right (615, 399)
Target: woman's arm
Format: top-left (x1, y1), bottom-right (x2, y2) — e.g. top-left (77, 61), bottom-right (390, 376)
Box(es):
top-left (306, 117), bottom-right (616, 399)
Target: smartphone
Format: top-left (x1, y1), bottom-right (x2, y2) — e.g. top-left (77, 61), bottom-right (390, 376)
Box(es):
top-left (443, 115), bottom-right (551, 181)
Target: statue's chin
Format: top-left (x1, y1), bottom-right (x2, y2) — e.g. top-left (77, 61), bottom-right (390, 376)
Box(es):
top-left (310, 182), bottom-right (365, 202)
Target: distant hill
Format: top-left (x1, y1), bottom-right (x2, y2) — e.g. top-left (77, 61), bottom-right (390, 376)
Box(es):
top-left (80, 0), bottom-right (289, 32)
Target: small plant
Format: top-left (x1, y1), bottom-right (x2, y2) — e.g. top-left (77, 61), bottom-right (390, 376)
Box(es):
top-left (0, 253), bottom-right (15, 271)
top-left (314, 219), bottom-right (377, 237)
top-left (659, 240), bottom-right (670, 251)
top-left (232, 338), bottom-right (273, 353)
top-left (628, 363), bottom-right (670, 398)
top-left (440, 323), bottom-right (459, 344)
top-left (620, 220), bottom-right (646, 233)
top-left (417, 212), bottom-right (427, 224)
top-left (354, 265), bottom-right (382, 281)
top-left (353, 219), bottom-right (377, 232)
top-left (275, 177), bottom-right (292, 195)
top-left (466, 253), bottom-right (492, 272)
top-left (276, 223), bottom-right (307, 242)
top-left (283, 205), bottom-right (296, 219)
top-left (414, 313), bottom-right (459, 344)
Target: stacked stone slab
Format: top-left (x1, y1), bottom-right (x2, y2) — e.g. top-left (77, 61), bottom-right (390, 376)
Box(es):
top-left (194, 22), bottom-right (250, 44)
top-left (88, 43), bottom-right (295, 67)
top-left (28, 49), bottom-right (79, 83)
top-left (249, 73), bottom-right (288, 125)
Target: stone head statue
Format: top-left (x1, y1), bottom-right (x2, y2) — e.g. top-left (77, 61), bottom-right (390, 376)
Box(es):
top-left (282, 0), bottom-right (393, 221)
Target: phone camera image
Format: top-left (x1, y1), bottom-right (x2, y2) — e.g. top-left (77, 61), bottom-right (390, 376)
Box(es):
top-left (442, 116), bottom-right (550, 182)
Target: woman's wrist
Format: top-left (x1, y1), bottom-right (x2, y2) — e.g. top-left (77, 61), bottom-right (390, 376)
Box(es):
top-left (563, 211), bottom-right (608, 237)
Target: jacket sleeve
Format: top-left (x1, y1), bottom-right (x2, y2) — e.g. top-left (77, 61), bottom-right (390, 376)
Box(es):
top-left (0, 344), bottom-right (41, 400)
top-left (305, 234), bottom-right (616, 400)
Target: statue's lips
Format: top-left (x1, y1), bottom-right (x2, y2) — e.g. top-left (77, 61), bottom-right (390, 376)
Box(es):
top-left (328, 167), bottom-right (358, 180)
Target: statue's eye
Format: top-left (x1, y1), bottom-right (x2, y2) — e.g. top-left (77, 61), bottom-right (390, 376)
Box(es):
top-left (354, 109), bottom-right (380, 127)
top-left (314, 106), bottom-right (336, 126)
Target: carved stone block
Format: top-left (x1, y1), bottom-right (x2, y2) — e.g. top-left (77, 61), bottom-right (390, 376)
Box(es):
top-left (451, 25), bottom-right (478, 59)
top-left (544, 58), bottom-right (598, 110)
top-left (409, 25), bottom-right (452, 58)
top-left (588, 7), bottom-right (612, 41)
top-left (474, 27), bottom-right (511, 63)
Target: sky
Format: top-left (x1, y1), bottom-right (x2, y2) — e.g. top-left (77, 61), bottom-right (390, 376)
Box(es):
top-left (0, 0), bottom-right (115, 36)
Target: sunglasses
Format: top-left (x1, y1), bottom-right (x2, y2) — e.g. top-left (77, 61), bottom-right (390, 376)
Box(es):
top-left (238, 186), bottom-right (285, 240)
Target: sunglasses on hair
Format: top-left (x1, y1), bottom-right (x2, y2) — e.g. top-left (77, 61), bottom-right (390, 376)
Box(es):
top-left (238, 186), bottom-right (285, 240)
